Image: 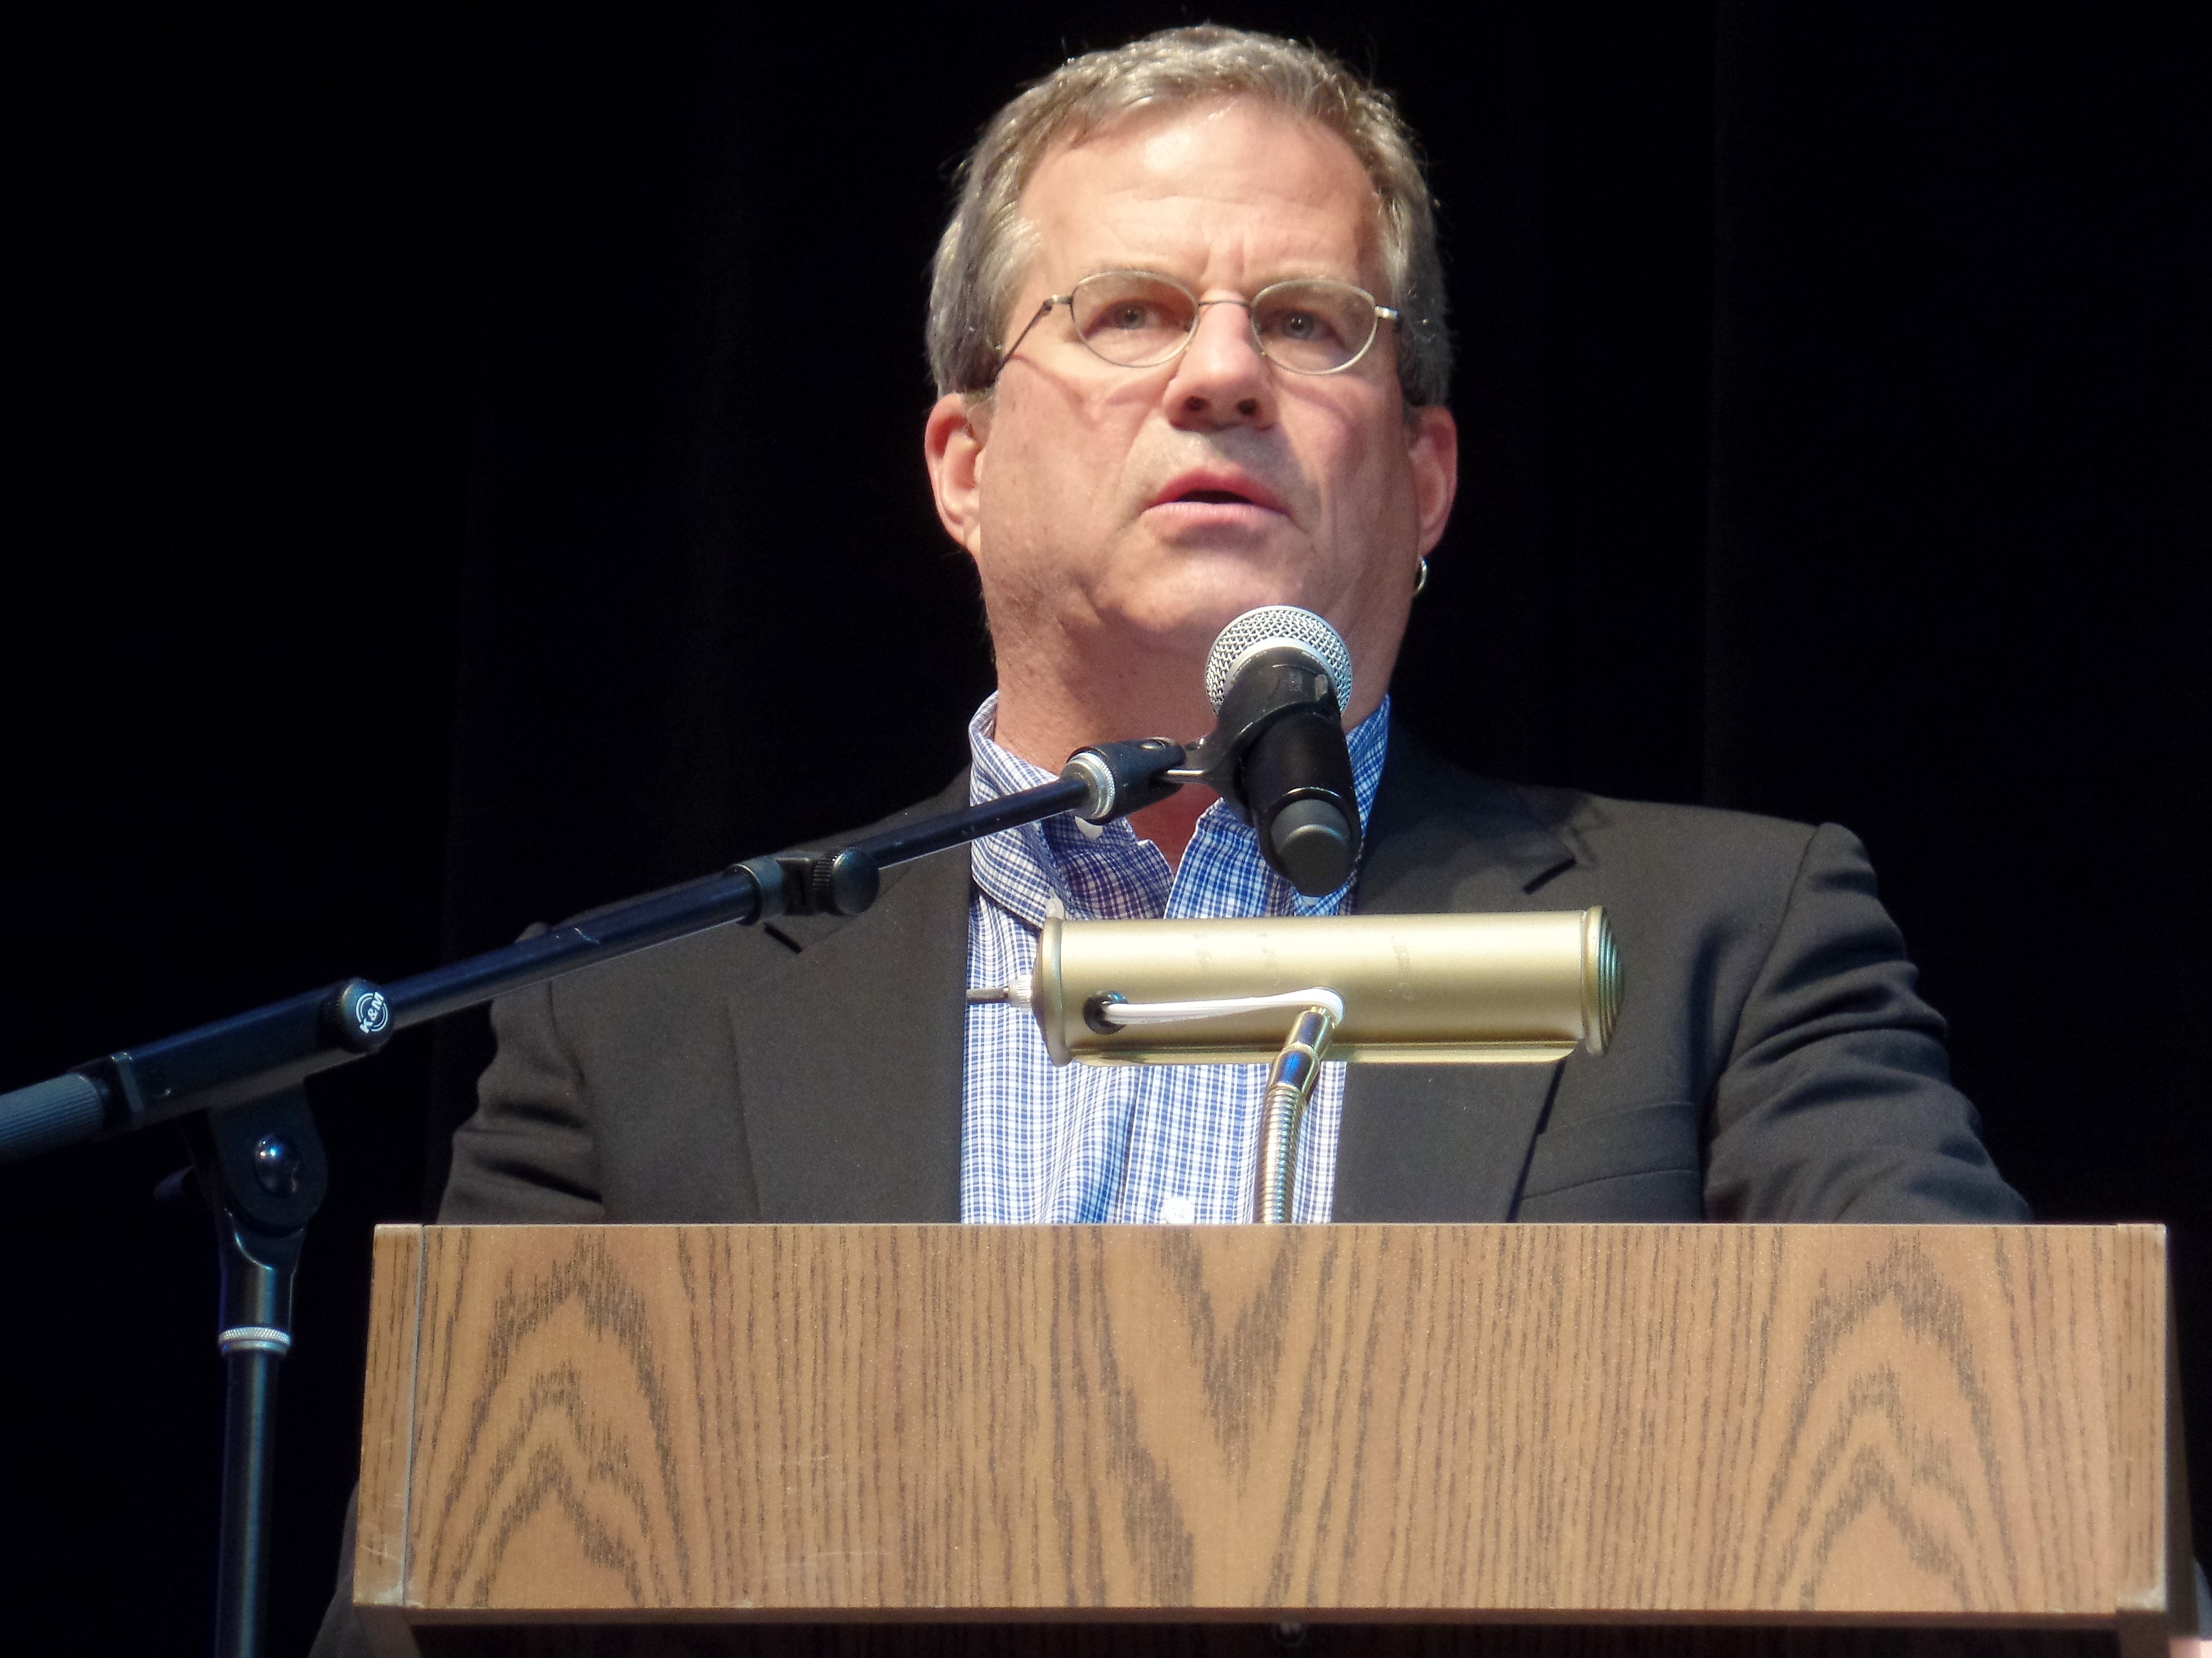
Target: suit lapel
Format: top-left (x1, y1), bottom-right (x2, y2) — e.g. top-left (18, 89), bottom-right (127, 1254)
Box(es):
top-left (726, 789), bottom-right (971, 1222)
top-left (1333, 731), bottom-right (1580, 1222)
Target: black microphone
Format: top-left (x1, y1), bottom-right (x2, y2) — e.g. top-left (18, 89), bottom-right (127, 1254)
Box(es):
top-left (1174, 606), bottom-right (1362, 896)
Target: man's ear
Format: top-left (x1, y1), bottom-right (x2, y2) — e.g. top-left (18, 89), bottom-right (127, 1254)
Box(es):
top-left (924, 393), bottom-right (991, 555)
top-left (1406, 402), bottom-right (1458, 558)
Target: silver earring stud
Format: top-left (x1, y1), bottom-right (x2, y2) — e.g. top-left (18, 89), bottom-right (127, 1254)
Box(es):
top-left (1413, 557), bottom-right (1430, 596)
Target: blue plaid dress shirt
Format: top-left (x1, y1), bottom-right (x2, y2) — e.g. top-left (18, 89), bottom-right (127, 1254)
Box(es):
top-left (960, 692), bottom-right (1391, 1225)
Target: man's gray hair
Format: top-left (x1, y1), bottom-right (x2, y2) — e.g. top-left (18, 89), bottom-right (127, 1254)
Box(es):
top-left (927, 26), bottom-right (1451, 407)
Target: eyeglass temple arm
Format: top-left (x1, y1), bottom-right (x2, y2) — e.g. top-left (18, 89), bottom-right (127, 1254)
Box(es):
top-left (986, 295), bottom-right (1069, 388)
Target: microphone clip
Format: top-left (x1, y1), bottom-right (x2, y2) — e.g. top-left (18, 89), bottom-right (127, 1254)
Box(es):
top-left (1170, 647), bottom-right (1362, 896)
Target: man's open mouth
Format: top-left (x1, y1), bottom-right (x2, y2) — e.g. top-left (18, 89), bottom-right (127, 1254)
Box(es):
top-left (1151, 470), bottom-right (1286, 515)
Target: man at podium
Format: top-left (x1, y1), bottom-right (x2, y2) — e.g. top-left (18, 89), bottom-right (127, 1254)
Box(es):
top-left (305, 29), bottom-right (2067, 1650)
top-left (425, 26), bottom-right (2022, 1238)
top-left (314, 22), bottom-right (2026, 1652)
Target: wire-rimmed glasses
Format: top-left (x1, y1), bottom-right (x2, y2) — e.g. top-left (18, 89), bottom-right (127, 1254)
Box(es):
top-left (992, 270), bottom-right (1400, 385)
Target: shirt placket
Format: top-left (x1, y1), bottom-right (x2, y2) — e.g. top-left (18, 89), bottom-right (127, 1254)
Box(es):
top-left (960, 690), bottom-right (1391, 1230)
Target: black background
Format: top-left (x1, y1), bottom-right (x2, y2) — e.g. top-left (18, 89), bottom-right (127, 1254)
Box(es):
top-left (3, 5), bottom-right (2204, 1651)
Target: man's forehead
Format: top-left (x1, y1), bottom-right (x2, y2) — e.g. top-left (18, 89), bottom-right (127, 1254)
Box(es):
top-left (1017, 98), bottom-right (1384, 285)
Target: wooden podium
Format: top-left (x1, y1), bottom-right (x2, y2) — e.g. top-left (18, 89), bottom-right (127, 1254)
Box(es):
top-left (352, 1224), bottom-right (2193, 1656)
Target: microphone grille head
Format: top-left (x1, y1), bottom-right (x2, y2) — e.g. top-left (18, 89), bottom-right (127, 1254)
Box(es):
top-left (1204, 606), bottom-right (1355, 714)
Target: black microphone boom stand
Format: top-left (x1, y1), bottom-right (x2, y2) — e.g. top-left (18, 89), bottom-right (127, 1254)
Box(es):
top-left (0, 737), bottom-right (1184, 1658)
top-left (185, 1089), bottom-right (327, 1658)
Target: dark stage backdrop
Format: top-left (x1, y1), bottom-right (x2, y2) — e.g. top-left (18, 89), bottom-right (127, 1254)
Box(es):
top-left (3, 6), bottom-right (2203, 1652)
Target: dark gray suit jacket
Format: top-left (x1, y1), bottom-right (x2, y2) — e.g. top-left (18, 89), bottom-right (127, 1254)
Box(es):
top-left (437, 728), bottom-right (2026, 1227)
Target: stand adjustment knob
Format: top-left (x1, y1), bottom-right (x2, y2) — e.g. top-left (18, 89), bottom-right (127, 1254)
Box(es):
top-left (320, 978), bottom-right (394, 1054)
top-left (251, 1135), bottom-right (302, 1197)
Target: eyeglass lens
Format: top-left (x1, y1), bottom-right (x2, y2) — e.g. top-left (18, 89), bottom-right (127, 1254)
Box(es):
top-left (1068, 272), bottom-right (1378, 374)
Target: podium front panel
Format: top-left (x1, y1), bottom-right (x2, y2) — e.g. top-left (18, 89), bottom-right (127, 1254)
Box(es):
top-left (352, 1224), bottom-right (2185, 1649)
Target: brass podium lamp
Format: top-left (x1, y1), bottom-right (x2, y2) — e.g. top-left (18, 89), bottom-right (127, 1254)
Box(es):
top-left (975, 909), bottom-right (1622, 1223)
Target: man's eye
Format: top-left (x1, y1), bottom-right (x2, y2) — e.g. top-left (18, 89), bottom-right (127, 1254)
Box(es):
top-left (1104, 303), bottom-right (1157, 330)
top-left (1269, 308), bottom-right (1337, 344)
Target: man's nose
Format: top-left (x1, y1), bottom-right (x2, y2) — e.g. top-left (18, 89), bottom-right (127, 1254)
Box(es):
top-left (1163, 300), bottom-right (1273, 429)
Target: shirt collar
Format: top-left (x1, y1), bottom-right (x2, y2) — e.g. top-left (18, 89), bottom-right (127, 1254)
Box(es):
top-left (965, 689), bottom-right (1393, 927)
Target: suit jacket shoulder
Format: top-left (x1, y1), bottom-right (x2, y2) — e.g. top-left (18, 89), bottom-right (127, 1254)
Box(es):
top-left (1337, 727), bottom-right (2026, 1222)
top-left (440, 776), bottom-right (974, 1224)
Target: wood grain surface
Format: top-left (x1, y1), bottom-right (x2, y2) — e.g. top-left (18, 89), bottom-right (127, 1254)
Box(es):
top-left (359, 1225), bottom-right (425, 1601)
top-left (354, 1224), bottom-right (2183, 1642)
top-left (409, 1621), bottom-right (2126, 1658)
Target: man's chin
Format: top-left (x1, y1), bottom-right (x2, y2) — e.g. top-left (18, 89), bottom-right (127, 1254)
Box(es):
top-left (1089, 581), bottom-right (1320, 657)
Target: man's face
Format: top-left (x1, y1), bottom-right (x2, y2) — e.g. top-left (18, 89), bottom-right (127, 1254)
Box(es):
top-left (926, 97), bottom-right (1456, 738)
